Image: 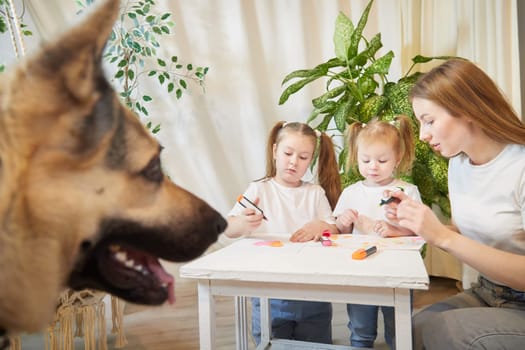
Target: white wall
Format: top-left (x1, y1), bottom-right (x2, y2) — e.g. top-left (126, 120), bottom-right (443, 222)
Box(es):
top-left (1, 0), bottom-right (521, 217)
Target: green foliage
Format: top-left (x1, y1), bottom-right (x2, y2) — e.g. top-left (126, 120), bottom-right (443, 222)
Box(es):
top-left (278, 0), bottom-right (454, 217)
top-left (0, 0), bottom-right (33, 35)
top-left (0, 16), bottom-right (6, 34)
top-left (78, 0), bottom-right (209, 133)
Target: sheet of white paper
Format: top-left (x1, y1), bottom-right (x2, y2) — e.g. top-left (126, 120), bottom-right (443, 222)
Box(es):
top-left (250, 233), bottom-right (425, 251)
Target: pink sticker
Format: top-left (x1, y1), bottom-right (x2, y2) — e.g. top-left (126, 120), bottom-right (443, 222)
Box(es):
top-left (254, 240), bottom-right (283, 247)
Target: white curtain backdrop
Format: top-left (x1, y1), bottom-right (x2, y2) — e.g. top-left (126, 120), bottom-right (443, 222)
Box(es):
top-left (13, 0), bottom-right (521, 218)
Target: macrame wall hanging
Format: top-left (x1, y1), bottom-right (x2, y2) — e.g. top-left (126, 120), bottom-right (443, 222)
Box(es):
top-left (9, 289), bottom-right (127, 350)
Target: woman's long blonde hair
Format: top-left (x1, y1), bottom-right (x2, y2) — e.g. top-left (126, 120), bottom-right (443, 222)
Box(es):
top-left (410, 58), bottom-right (525, 145)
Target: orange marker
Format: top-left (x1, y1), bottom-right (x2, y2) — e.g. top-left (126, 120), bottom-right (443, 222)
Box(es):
top-left (352, 246), bottom-right (377, 260)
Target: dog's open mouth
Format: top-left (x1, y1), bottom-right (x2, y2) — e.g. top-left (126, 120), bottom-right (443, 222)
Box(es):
top-left (68, 216), bottom-right (225, 306)
top-left (100, 244), bottom-right (175, 304)
top-left (69, 239), bottom-right (177, 306)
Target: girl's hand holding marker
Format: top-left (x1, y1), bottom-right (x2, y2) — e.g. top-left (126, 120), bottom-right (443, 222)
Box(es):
top-left (237, 195), bottom-right (268, 221)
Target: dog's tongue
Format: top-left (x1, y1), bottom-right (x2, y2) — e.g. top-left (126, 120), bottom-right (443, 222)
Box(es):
top-left (147, 257), bottom-right (175, 304)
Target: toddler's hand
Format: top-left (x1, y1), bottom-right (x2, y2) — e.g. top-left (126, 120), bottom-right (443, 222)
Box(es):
top-left (290, 227), bottom-right (317, 242)
top-left (374, 220), bottom-right (394, 237)
top-left (290, 220), bottom-right (332, 242)
top-left (336, 209), bottom-right (358, 233)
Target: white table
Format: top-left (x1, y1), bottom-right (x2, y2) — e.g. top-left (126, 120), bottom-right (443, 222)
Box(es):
top-left (180, 234), bottom-right (429, 350)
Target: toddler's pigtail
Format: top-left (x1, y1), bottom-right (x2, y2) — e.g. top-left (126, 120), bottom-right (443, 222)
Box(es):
top-left (395, 115), bottom-right (416, 174)
top-left (345, 122), bottom-right (365, 172)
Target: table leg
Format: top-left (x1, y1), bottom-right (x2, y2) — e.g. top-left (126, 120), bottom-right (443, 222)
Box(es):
top-left (198, 281), bottom-right (216, 350)
top-left (260, 297), bottom-right (271, 346)
top-left (394, 288), bottom-right (412, 350)
top-left (235, 296), bottom-right (249, 350)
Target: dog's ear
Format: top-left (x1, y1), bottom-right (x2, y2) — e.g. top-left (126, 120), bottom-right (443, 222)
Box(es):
top-left (6, 0), bottom-right (124, 155)
top-left (37, 0), bottom-right (120, 102)
top-left (1, 0), bottom-right (124, 156)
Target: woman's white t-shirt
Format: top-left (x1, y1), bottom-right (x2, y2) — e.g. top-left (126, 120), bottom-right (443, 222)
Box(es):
top-left (448, 144), bottom-right (525, 257)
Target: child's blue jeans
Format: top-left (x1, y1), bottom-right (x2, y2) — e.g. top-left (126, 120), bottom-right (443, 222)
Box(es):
top-left (347, 304), bottom-right (395, 349)
top-left (251, 298), bottom-right (332, 345)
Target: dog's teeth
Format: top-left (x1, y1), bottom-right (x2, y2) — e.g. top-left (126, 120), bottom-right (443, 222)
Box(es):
top-left (115, 251), bottom-right (127, 262)
top-left (133, 265), bottom-right (144, 272)
top-left (124, 259), bottom-right (135, 268)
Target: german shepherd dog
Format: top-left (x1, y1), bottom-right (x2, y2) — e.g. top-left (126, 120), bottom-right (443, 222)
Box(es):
top-left (0, 0), bottom-right (226, 345)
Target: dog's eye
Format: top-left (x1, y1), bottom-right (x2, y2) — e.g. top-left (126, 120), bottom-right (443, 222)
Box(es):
top-left (140, 156), bottom-right (163, 183)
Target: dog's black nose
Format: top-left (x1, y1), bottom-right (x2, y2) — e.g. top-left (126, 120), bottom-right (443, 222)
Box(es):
top-left (215, 215), bottom-right (228, 235)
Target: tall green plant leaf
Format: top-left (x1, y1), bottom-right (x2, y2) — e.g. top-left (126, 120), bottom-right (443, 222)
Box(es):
top-left (348, 0), bottom-right (374, 58)
top-left (279, 74), bottom-right (324, 105)
top-left (333, 95), bottom-right (354, 132)
top-left (307, 101), bottom-right (337, 123)
top-left (362, 33), bottom-right (382, 60)
top-left (334, 12), bottom-right (354, 61)
top-left (363, 51), bottom-right (394, 76)
top-left (281, 65), bottom-right (328, 85)
top-left (312, 85), bottom-right (346, 108)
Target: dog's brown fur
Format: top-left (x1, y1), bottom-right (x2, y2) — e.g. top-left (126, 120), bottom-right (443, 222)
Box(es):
top-left (0, 0), bottom-right (226, 337)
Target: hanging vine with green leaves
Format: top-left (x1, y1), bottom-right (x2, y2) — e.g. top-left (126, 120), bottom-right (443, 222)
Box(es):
top-left (77, 0), bottom-right (208, 133)
top-left (0, 0), bottom-right (32, 72)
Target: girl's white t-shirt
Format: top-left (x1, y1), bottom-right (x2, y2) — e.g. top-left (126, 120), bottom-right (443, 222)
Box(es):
top-left (228, 178), bottom-right (334, 235)
top-left (332, 178), bottom-right (422, 235)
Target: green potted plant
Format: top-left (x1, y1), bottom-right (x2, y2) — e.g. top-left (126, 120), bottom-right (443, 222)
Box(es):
top-left (279, 0), bottom-right (453, 217)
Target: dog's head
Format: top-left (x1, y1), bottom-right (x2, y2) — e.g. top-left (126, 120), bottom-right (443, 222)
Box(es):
top-left (0, 0), bottom-right (226, 335)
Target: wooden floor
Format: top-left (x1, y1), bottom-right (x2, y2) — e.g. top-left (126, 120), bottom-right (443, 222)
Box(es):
top-left (20, 243), bottom-right (460, 350)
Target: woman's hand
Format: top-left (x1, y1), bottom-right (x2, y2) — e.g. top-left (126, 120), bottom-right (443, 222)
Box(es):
top-left (373, 219), bottom-right (416, 237)
top-left (374, 220), bottom-right (395, 237)
top-left (384, 191), bottom-right (447, 245)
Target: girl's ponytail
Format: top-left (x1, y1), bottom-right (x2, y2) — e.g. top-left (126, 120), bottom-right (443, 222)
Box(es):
top-left (263, 121), bottom-right (285, 179)
top-left (317, 132), bottom-right (341, 210)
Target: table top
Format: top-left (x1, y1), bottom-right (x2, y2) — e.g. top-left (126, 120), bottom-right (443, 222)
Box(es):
top-left (180, 234), bottom-right (429, 290)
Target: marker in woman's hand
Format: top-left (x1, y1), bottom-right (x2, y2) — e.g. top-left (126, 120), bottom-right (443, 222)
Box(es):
top-left (379, 196), bottom-right (400, 206)
top-left (379, 186), bottom-right (405, 206)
